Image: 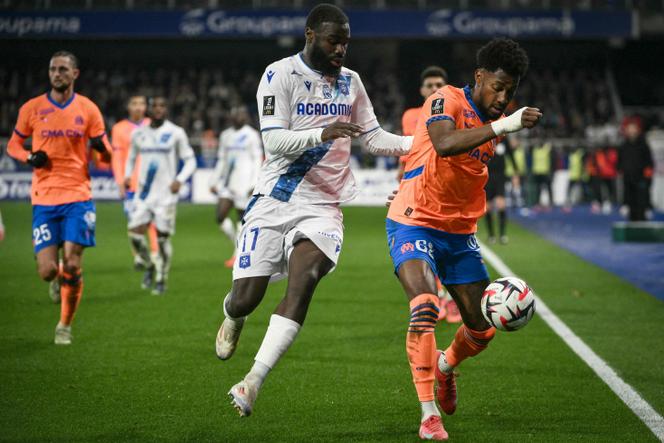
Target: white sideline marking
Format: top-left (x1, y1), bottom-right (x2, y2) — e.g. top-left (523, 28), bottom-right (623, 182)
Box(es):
top-left (479, 241), bottom-right (664, 442)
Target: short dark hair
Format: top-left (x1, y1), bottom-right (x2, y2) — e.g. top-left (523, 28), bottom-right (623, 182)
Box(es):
top-left (127, 94), bottom-right (147, 103)
top-left (476, 38), bottom-right (529, 79)
top-left (420, 66), bottom-right (448, 84)
top-left (51, 50), bottom-right (78, 69)
top-left (306, 3), bottom-right (349, 31)
top-left (148, 96), bottom-right (167, 106)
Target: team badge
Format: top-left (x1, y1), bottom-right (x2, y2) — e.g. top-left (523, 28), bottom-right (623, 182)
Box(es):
top-left (431, 98), bottom-right (445, 115)
top-left (337, 75), bottom-right (350, 96)
top-left (160, 133), bottom-right (172, 143)
top-left (263, 96), bottom-right (275, 115)
top-left (84, 211), bottom-right (96, 230)
top-left (322, 84), bottom-right (333, 99)
top-left (239, 255), bottom-right (251, 269)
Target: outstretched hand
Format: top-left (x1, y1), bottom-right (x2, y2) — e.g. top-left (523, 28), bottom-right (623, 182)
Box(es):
top-left (321, 122), bottom-right (363, 142)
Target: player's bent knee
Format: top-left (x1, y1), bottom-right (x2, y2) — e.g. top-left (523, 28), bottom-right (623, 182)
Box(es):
top-left (38, 262), bottom-right (58, 281)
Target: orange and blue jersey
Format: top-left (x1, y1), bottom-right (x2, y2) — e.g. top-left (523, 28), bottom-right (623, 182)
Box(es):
top-left (111, 117), bottom-right (149, 192)
top-left (388, 85), bottom-right (501, 235)
top-left (400, 106), bottom-right (421, 165)
top-left (8, 92), bottom-right (109, 206)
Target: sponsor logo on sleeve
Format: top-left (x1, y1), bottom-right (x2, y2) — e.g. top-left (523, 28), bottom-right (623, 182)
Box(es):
top-left (266, 70), bottom-right (275, 83)
top-left (431, 98), bottom-right (445, 115)
top-left (262, 96), bottom-right (275, 116)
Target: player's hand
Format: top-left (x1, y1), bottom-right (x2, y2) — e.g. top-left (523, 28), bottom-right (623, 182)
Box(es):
top-left (209, 186), bottom-right (218, 195)
top-left (123, 177), bottom-right (132, 193)
top-left (118, 181), bottom-right (127, 199)
top-left (491, 107), bottom-right (542, 136)
top-left (321, 122), bottom-right (363, 142)
top-left (27, 150), bottom-right (48, 168)
top-left (386, 189), bottom-right (398, 208)
top-left (521, 107), bottom-right (542, 129)
top-left (170, 180), bottom-right (182, 194)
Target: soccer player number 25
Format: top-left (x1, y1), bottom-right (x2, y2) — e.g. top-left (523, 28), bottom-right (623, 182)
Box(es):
top-left (33, 223), bottom-right (52, 245)
top-left (241, 227), bottom-right (260, 253)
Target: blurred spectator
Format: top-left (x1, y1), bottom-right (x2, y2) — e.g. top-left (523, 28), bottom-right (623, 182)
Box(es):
top-left (618, 116), bottom-right (654, 221)
top-left (564, 143), bottom-right (588, 211)
top-left (531, 141), bottom-right (554, 209)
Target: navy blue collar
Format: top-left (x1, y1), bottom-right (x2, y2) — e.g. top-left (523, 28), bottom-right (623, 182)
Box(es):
top-left (463, 85), bottom-right (488, 123)
top-left (47, 92), bottom-right (76, 109)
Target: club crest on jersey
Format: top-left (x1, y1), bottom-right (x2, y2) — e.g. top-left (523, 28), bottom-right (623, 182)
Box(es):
top-left (266, 70), bottom-right (275, 83)
top-left (304, 80), bottom-right (312, 91)
top-left (263, 96), bottom-right (275, 116)
top-left (431, 98), bottom-right (445, 115)
top-left (322, 84), bottom-right (333, 99)
top-left (463, 110), bottom-right (477, 119)
top-left (337, 75), bottom-right (351, 96)
top-left (239, 255), bottom-right (251, 269)
top-left (160, 133), bottom-right (172, 143)
top-left (74, 116), bottom-right (84, 125)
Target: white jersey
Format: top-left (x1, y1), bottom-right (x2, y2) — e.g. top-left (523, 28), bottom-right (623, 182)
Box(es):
top-left (255, 53), bottom-right (380, 204)
top-left (209, 124), bottom-right (263, 194)
top-left (125, 120), bottom-right (196, 204)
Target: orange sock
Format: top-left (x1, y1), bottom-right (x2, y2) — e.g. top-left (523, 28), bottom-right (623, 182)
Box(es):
top-left (406, 293), bottom-right (440, 402)
top-left (60, 270), bottom-right (83, 326)
top-left (443, 324), bottom-right (496, 368)
top-left (148, 223), bottom-right (159, 254)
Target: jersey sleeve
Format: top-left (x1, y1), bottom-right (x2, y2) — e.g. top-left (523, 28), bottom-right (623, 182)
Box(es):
top-left (86, 100), bottom-right (107, 138)
top-left (13, 101), bottom-right (34, 139)
top-left (256, 62), bottom-right (292, 131)
top-left (350, 74), bottom-right (379, 132)
top-left (423, 88), bottom-right (462, 129)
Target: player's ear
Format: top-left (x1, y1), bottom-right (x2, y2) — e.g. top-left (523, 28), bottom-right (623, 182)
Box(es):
top-left (304, 27), bottom-right (315, 44)
top-left (474, 69), bottom-right (483, 87)
top-left (72, 68), bottom-right (80, 80)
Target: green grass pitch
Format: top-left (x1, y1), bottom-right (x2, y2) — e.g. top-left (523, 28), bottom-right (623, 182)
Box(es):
top-left (0, 202), bottom-right (662, 442)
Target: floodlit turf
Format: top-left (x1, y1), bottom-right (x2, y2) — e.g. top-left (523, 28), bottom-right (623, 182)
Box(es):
top-left (0, 202), bottom-right (662, 442)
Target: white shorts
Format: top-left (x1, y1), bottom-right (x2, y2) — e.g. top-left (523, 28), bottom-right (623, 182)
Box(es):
top-left (128, 198), bottom-right (177, 235)
top-left (232, 196), bottom-right (344, 281)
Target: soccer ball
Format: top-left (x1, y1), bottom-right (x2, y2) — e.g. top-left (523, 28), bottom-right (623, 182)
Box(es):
top-left (481, 277), bottom-right (536, 331)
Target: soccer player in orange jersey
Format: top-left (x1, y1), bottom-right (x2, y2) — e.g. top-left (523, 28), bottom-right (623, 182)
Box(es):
top-left (111, 94), bottom-right (159, 270)
top-left (386, 39), bottom-right (542, 440)
top-left (400, 67), bottom-right (465, 324)
top-left (7, 50), bottom-right (112, 345)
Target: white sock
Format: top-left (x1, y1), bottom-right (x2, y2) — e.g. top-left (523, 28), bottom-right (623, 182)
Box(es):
top-left (129, 232), bottom-right (151, 265)
top-left (438, 351), bottom-right (454, 374)
top-left (156, 236), bottom-right (172, 282)
top-left (251, 314), bottom-right (301, 386)
top-left (220, 218), bottom-right (236, 243)
top-left (421, 401), bottom-right (440, 421)
top-left (245, 361), bottom-right (271, 391)
top-left (223, 293), bottom-right (246, 321)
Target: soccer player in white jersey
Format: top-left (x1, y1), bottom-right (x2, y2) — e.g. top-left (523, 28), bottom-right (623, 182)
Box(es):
top-left (124, 97), bottom-right (196, 295)
top-left (208, 105), bottom-right (264, 268)
top-left (215, 4), bottom-right (413, 417)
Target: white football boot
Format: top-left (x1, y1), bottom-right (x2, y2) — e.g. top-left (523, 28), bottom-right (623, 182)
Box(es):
top-left (228, 379), bottom-right (258, 417)
top-left (54, 323), bottom-right (72, 345)
top-left (215, 317), bottom-right (245, 360)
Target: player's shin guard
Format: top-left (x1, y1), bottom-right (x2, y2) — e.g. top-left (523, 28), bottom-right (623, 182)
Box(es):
top-left (156, 236), bottom-right (172, 282)
top-left (407, 293), bottom-right (440, 402)
top-left (250, 314), bottom-right (301, 389)
top-left (443, 324), bottom-right (496, 368)
top-left (60, 270), bottom-right (83, 326)
top-left (129, 232), bottom-right (151, 265)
